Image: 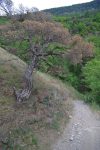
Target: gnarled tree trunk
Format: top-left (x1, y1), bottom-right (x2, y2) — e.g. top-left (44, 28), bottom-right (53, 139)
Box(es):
top-left (13, 48), bottom-right (38, 102)
top-left (13, 42), bottom-right (63, 102)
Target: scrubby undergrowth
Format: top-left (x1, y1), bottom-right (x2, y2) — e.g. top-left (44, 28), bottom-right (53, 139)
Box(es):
top-left (0, 47), bottom-right (76, 150)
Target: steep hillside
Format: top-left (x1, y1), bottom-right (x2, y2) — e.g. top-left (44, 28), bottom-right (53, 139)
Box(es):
top-left (0, 47), bottom-right (75, 150)
top-left (53, 10), bottom-right (100, 36)
top-left (53, 10), bottom-right (100, 104)
top-left (44, 0), bottom-right (100, 15)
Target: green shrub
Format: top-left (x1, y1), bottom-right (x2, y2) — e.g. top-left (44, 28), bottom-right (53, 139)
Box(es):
top-left (0, 17), bottom-right (9, 24)
top-left (83, 59), bottom-right (100, 104)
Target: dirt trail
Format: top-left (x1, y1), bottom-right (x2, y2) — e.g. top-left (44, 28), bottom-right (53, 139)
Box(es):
top-left (53, 100), bottom-right (100, 150)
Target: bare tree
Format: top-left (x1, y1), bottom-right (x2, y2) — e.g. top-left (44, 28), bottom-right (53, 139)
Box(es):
top-left (4, 20), bottom-right (70, 102)
top-left (15, 4), bottom-right (39, 22)
top-left (30, 7), bottom-right (39, 13)
top-left (17, 4), bottom-right (39, 14)
top-left (0, 0), bottom-right (13, 16)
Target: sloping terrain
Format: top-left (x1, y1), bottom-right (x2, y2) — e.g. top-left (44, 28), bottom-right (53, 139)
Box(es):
top-left (0, 47), bottom-right (74, 150)
top-left (44, 0), bottom-right (100, 15)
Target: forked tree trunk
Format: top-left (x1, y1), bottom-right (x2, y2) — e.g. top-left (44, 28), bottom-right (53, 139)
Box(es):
top-left (13, 55), bottom-right (38, 102)
top-left (13, 42), bottom-right (62, 102)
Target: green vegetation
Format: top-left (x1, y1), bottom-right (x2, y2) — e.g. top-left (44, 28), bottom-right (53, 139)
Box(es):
top-left (0, 16), bottom-right (9, 24)
top-left (53, 11), bottom-right (100, 36)
top-left (0, 10), bottom-right (99, 105)
top-left (44, 0), bottom-right (100, 15)
top-left (0, 0), bottom-right (100, 149)
top-left (2, 127), bottom-right (38, 150)
top-left (83, 59), bottom-right (100, 103)
top-left (53, 10), bottom-right (100, 104)
top-left (0, 3), bottom-right (100, 107)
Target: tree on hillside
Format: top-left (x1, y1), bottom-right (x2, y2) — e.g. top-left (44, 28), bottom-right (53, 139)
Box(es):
top-left (0, 19), bottom-right (93, 102)
top-left (5, 21), bottom-right (70, 102)
top-left (0, 0), bottom-right (13, 16)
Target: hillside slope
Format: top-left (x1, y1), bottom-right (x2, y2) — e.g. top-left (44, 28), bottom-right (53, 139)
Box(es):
top-left (0, 47), bottom-right (75, 150)
top-left (44, 0), bottom-right (100, 15)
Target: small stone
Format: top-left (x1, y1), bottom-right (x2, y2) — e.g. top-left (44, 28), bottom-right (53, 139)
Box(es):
top-left (74, 123), bottom-right (78, 126)
top-left (57, 132), bottom-right (60, 135)
top-left (69, 115), bottom-right (72, 119)
top-left (69, 137), bottom-right (74, 141)
top-left (77, 123), bottom-right (80, 125)
top-left (78, 132), bottom-right (81, 135)
top-left (69, 135), bottom-right (74, 141)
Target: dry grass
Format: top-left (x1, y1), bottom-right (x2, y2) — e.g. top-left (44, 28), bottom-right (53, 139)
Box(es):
top-left (0, 47), bottom-right (74, 150)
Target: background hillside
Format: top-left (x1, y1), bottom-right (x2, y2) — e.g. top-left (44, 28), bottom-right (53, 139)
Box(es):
top-left (53, 9), bottom-right (100, 104)
top-left (44, 0), bottom-right (100, 15)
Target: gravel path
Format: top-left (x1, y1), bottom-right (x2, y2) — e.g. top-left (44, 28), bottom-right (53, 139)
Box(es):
top-left (53, 100), bottom-right (100, 150)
